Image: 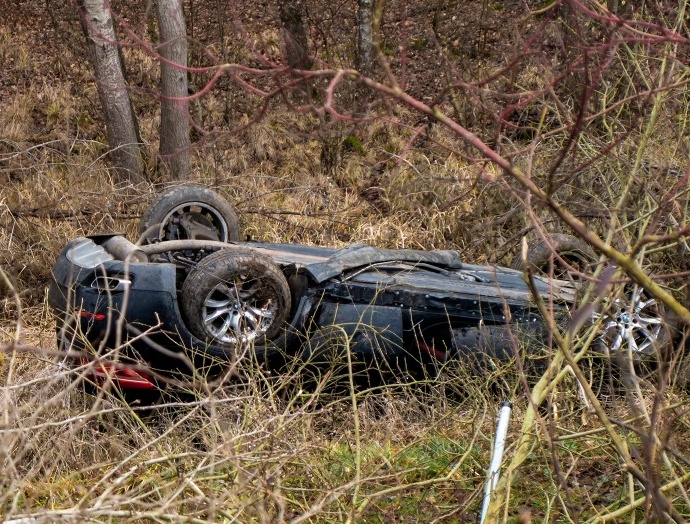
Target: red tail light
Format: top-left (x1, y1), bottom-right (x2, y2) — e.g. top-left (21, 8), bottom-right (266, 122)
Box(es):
top-left (79, 310), bottom-right (107, 321)
top-left (80, 359), bottom-right (155, 390)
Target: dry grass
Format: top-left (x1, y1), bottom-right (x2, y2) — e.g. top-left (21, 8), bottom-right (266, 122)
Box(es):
top-left (3, 310), bottom-right (690, 522)
top-left (3, 1), bottom-right (690, 521)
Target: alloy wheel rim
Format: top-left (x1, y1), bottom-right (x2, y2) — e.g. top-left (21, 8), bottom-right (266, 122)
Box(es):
top-left (202, 276), bottom-right (277, 346)
top-left (597, 288), bottom-right (663, 355)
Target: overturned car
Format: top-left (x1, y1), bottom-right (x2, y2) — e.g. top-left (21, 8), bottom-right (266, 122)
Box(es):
top-left (48, 185), bottom-right (665, 397)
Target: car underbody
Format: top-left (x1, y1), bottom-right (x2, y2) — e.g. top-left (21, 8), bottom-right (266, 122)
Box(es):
top-left (48, 184), bottom-right (668, 399)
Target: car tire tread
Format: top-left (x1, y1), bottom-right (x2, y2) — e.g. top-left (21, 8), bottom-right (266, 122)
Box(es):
top-left (139, 184), bottom-right (240, 243)
top-left (181, 248), bottom-right (291, 350)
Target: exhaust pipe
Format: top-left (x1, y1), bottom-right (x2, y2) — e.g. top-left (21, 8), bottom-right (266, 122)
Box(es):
top-left (102, 235), bottom-right (148, 263)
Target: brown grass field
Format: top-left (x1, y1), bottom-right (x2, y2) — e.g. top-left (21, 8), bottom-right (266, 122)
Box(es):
top-left (2, 1), bottom-right (690, 522)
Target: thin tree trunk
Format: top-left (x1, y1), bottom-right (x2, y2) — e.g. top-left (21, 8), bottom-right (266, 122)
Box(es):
top-left (357, 0), bottom-right (385, 77)
top-left (78, 0), bottom-right (144, 184)
top-left (357, 0), bottom-right (374, 77)
top-left (156, 0), bottom-right (190, 180)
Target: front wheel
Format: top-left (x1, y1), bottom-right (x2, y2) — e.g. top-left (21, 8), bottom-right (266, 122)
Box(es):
top-left (596, 287), bottom-right (667, 356)
top-left (181, 249), bottom-right (291, 350)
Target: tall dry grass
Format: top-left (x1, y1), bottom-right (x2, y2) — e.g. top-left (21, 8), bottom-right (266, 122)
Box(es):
top-left (2, 0), bottom-right (690, 521)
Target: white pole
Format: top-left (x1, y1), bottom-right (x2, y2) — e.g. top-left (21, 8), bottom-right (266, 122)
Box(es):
top-left (480, 401), bottom-right (513, 524)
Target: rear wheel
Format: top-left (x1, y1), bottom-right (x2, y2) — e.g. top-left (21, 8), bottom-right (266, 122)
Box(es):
top-left (181, 249), bottom-right (291, 350)
top-left (511, 233), bottom-right (595, 281)
top-left (140, 185), bottom-right (240, 243)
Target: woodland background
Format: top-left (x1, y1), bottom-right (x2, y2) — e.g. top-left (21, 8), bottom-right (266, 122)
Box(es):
top-left (2, 0), bottom-right (690, 522)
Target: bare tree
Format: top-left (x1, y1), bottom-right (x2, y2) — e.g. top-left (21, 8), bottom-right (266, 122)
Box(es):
top-left (156, 0), bottom-right (190, 180)
top-left (77, 0), bottom-right (144, 184)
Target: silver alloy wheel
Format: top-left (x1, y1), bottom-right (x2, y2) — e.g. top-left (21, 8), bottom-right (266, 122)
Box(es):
top-left (597, 288), bottom-right (663, 355)
top-left (201, 277), bottom-right (278, 346)
top-left (181, 249), bottom-right (290, 351)
top-left (160, 201), bottom-right (229, 242)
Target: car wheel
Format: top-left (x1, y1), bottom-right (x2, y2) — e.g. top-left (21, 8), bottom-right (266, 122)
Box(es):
top-left (583, 284), bottom-right (682, 396)
top-left (511, 233), bottom-right (596, 280)
top-left (596, 287), bottom-right (667, 356)
top-left (181, 249), bottom-right (291, 350)
top-left (140, 184), bottom-right (240, 243)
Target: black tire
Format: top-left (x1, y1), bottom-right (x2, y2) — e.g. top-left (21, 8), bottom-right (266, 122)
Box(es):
top-left (511, 233), bottom-right (596, 280)
top-left (140, 184), bottom-right (240, 243)
top-left (181, 248), bottom-right (291, 350)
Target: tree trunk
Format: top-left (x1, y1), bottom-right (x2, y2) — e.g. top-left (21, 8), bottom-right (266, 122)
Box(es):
top-left (356, 0), bottom-right (374, 77)
top-left (357, 0), bottom-right (385, 77)
top-left (156, 0), bottom-right (190, 180)
top-left (78, 0), bottom-right (144, 184)
top-left (279, 1), bottom-right (312, 71)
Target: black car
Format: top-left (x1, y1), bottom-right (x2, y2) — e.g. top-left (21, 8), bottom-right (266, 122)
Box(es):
top-left (48, 185), bottom-right (663, 397)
